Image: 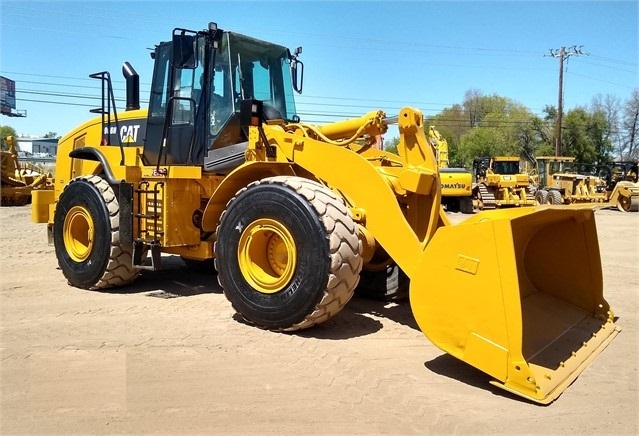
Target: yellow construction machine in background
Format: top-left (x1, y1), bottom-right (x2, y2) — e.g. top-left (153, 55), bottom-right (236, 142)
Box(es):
top-left (586, 161), bottom-right (639, 212)
top-left (31, 22), bottom-right (620, 404)
top-left (1, 136), bottom-right (53, 206)
top-left (427, 126), bottom-right (474, 213)
top-left (533, 156), bottom-right (639, 211)
top-left (471, 156), bottom-right (536, 209)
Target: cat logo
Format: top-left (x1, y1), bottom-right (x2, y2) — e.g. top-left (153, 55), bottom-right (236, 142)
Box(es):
top-left (120, 124), bottom-right (141, 144)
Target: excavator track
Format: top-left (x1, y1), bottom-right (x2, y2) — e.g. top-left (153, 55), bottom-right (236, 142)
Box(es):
top-left (477, 183), bottom-right (496, 209)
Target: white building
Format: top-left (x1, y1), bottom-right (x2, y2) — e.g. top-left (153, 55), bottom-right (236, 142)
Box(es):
top-left (15, 138), bottom-right (58, 157)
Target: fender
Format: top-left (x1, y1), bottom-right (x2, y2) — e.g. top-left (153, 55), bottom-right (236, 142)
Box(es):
top-left (69, 147), bottom-right (122, 185)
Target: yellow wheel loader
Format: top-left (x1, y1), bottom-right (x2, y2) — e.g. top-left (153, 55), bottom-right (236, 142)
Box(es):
top-left (31, 23), bottom-right (620, 404)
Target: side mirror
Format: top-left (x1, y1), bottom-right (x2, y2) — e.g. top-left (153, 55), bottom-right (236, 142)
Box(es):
top-left (290, 46), bottom-right (304, 94)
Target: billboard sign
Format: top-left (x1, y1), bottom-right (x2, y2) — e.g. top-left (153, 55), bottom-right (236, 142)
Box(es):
top-left (1, 76), bottom-right (17, 115)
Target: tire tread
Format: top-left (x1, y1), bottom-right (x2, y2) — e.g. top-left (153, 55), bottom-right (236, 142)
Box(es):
top-left (216, 176), bottom-right (362, 331)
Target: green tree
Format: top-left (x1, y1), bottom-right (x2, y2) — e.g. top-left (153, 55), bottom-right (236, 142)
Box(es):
top-left (530, 106), bottom-right (556, 156)
top-left (384, 136), bottom-right (399, 154)
top-left (458, 125), bottom-right (507, 165)
top-left (621, 88), bottom-right (639, 160)
top-left (561, 107), bottom-right (612, 164)
top-left (1, 125), bottom-right (18, 150)
top-left (438, 91), bottom-right (543, 167)
top-left (43, 131), bottom-right (58, 139)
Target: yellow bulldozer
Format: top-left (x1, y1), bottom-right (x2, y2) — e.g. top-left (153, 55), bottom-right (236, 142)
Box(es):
top-left (471, 156), bottom-right (536, 209)
top-left (31, 23), bottom-right (620, 404)
top-left (427, 126), bottom-right (474, 214)
top-left (1, 136), bottom-right (53, 206)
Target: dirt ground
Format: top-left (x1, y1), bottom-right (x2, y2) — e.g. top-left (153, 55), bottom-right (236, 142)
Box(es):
top-left (1, 204), bottom-right (637, 435)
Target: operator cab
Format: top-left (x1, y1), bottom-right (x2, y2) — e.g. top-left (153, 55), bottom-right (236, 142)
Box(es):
top-left (143, 23), bottom-right (303, 167)
top-left (492, 159), bottom-right (519, 175)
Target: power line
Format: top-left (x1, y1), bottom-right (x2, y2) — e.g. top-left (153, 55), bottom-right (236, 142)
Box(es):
top-left (3, 73), bottom-right (549, 115)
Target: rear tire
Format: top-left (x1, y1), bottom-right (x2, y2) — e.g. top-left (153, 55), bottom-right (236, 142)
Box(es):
top-left (534, 189), bottom-right (548, 205)
top-left (356, 263), bottom-right (409, 301)
top-left (53, 175), bottom-right (141, 290)
top-left (215, 176), bottom-right (362, 331)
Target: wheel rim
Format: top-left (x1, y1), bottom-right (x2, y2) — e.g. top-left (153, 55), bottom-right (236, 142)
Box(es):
top-left (238, 218), bottom-right (297, 294)
top-left (63, 205), bottom-right (95, 262)
top-left (618, 195), bottom-right (630, 212)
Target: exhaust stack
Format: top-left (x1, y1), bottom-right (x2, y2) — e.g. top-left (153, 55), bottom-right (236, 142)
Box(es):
top-left (122, 62), bottom-right (140, 111)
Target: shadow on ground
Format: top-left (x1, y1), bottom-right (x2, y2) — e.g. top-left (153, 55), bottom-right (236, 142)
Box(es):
top-left (95, 255), bottom-right (222, 297)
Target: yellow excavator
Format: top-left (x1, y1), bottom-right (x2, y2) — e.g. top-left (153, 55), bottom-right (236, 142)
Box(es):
top-left (427, 126), bottom-right (474, 213)
top-left (31, 23), bottom-right (619, 404)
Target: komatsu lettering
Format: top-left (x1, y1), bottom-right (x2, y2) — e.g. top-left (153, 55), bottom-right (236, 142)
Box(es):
top-left (442, 183), bottom-right (468, 189)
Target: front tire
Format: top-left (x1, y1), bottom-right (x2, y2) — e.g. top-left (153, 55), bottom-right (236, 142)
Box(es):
top-left (215, 176), bottom-right (362, 331)
top-left (548, 190), bottom-right (563, 205)
top-left (53, 175), bottom-right (141, 290)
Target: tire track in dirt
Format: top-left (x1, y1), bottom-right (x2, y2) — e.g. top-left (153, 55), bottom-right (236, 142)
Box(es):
top-left (1, 205), bottom-right (637, 434)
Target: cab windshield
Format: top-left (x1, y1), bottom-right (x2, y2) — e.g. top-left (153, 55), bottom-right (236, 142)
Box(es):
top-left (493, 160), bottom-right (519, 175)
top-left (213, 32), bottom-right (298, 123)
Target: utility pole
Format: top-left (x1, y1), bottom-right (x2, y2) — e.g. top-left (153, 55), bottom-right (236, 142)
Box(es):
top-left (547, 46), bottom-right (587, 156)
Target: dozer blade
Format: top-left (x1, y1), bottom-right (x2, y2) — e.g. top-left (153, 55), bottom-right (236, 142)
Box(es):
top-left (410, 205), bottom-right (620, 404)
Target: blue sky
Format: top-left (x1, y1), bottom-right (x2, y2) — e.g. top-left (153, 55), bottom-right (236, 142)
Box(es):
top-left (1, 0), bottom-right (637, 140)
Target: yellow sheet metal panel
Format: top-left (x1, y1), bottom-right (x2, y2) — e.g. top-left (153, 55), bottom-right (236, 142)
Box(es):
top-left (138, 179), bottom-right (201, 247)
top-left (440, 171), bottom-right (472, 197)
top-left (140, 165), bottom-right (202, 179)
top-left (410, 215), bottom-right (519, 371)
top-left (31, 189), bottom-right (55, 223)
top-left (398, 167), bottom-right (435, 195)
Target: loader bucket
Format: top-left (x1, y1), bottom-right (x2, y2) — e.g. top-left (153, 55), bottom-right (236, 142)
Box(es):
top-left (410, 205), bottom-right (620, 404)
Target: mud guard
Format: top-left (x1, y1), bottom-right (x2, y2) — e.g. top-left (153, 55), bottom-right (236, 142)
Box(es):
top-left (410, 205), bottom-right (620, 404)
